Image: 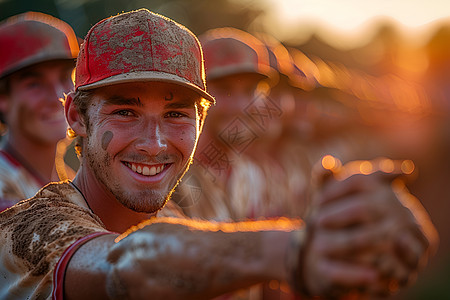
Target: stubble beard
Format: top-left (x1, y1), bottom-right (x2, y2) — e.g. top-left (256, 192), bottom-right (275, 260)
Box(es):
top-left (86, 145), bottom-right (195, 214)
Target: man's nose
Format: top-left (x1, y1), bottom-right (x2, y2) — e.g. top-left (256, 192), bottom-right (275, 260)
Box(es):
top-left (135, 119), bottom-right (168, 156)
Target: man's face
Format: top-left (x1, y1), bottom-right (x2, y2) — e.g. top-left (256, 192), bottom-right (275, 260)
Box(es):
top-left (205, 72), bottom-right (281, 144)
top-left (207, 73), bottom-right (263, 130)
top-left (83, 82), bottom-right (200, 213)
top-left (5, 60), bottom-right (74, 145)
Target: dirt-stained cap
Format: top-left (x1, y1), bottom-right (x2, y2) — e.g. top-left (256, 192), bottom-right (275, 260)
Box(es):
top-left (199, 27), bottom-right (276, 81)
top-left (75, 8), bottom-right (214, 103)
top-left (0, 12), bottom-right (79, 79)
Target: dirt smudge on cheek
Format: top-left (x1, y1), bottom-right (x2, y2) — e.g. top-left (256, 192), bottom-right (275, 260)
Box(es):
top-left (102, 131), bottom-right (113, 150)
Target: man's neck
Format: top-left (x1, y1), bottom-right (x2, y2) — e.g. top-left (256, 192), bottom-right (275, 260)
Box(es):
top-left (2, 135), bottom-right (58, 184)
top-left (73, 165), bottom-right (156, 233)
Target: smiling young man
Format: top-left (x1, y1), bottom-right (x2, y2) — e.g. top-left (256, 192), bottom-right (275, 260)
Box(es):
top-left (0, 9), bottom-right (438, 299)
top-left (0, 12), bottom-right (79, 210)
top-left (69, 81), bottom-right (203, 233)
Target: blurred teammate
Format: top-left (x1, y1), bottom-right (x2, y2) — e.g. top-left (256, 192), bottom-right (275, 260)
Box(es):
top-left (173, 27), bottom-right (277, 220)
top-left (0, 12), bottom-right (79, 210)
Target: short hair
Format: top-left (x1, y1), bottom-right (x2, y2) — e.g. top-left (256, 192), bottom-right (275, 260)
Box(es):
top-left (0, 78), bottom-right (8, 95)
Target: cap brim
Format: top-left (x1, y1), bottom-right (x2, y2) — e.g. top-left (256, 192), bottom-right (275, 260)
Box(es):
top-left (1, 56), bottom-right (75, 80)
top-left (78, 71), bottom-right (215, 104)
top-left (206, 63), bottom-right (277, 83)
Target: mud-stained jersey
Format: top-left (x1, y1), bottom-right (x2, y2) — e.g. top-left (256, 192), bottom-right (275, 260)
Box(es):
top-left (0, 180), bottom-right (186, 299)
top-left (0, 181), bottom-right (109, 299)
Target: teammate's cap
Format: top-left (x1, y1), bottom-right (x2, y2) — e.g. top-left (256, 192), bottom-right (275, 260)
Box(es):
top-left (199, 27), bottom-right (275, 81)
top-left (75, 8), bottom-right (214, 103)
top-left (0, 11), bottom-right (79, 79)
top-left (258, 33), bottom-right (312, 90)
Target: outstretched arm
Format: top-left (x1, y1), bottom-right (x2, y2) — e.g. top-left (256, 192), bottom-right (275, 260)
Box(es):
top-left (64, 169), bottom-right (438, 299)
top-left (64, 218), bottom-right (300, 299)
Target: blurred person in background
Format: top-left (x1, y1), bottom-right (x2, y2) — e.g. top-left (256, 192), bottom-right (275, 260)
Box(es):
top-left (0, 12), bottom-right (79, 211)
top-left (285, 48), bottom-right (388, 167)
top-left (254, 38), bottom-right (317, 219)
top-left (172, 27), bottom-right (280, 221)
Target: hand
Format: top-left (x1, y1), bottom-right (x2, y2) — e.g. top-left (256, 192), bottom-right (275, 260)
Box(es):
top-left (290, 156), bottom-right (438, 299)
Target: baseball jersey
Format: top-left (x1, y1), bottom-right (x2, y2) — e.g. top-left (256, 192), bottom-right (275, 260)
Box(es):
top-left (0, 180), bottom-right (185, 299)
top-left (0, 150), bottom-right (45, 211)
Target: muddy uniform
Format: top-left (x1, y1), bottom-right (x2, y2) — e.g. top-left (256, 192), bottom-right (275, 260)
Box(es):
top-left (0, 181), bottom-right (183, 299)
top-left (0, 12), bottom-right (79, 213)
top-left (0, 146), bottom-right (79, 212)
top-left (172, 164), bottom-right (233, 221)
top-left (228, 152), bottom-right (310, 220)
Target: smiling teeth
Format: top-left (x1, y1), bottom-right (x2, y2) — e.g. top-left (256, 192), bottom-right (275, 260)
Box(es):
top-left (143, 166), bottom-right (150, 176)
top-left (126, 162), bottom-right (165, 176)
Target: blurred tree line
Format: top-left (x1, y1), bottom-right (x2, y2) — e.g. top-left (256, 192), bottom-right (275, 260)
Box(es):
top-left (1, 0), bottom-right (450, 91)
top-left (0, 0), bottom-right (263, 38)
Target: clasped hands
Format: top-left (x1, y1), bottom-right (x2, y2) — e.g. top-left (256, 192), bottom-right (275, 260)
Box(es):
top-left (290, 156), bottom-right (438, 299)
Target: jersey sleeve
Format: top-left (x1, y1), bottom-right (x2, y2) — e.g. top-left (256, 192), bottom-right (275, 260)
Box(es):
top-left (0, 182), bottom-right (110, 299)
top-left (52, 231), bottom-right (113, 300)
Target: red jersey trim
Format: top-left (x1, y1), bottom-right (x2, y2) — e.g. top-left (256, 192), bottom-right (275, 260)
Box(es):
top-left (52, 231), bottom-right (113, 299)
top-left (0, 149), bottom-right (46, 186)
top-left (0, 150), bottom-right (21, 168)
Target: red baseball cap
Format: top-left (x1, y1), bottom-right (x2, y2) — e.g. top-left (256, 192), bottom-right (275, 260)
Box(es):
top-left (75, 9), bottom-right (214, 103)
top-left (0, 12), bottom-right (79, 79)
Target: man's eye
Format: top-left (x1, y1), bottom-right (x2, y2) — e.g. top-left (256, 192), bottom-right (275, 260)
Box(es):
top-left (165, 111), bottom-right (185, 118)
top-left (26, 81), bottom-right (43, 89)
top-left (115, 110), bottom-right (133, 116)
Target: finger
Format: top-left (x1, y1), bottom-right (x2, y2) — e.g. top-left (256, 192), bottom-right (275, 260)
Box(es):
top-left (308, 259), bottom-right (378, 297)
top-left (313, 225), bottom-right (390, 257)
top-left (377, 253), bottom-right (409, 283)
top-left (368, 253), bottom-right (411, 297)
top-left (315, 172), bottom-right (398, 207)
top-left (395, 229), bottom-right (428, 270)
top-left (391, 178), bottom-right (439, 255)
top-left (315, 194), bottom-right (383, 229)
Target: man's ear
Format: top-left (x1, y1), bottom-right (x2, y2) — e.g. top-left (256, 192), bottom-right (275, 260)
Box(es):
top-left (65, 92), bottom-right (87, 137)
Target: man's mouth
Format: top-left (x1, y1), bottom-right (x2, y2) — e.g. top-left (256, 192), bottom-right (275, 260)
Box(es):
top-left (123, 162), bottom-right (167, 176)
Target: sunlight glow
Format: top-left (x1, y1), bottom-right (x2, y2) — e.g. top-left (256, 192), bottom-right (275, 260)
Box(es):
top-left (252, 0), bottom-right (450, 48)
top-left (321, 156), bottom-right (416, 181)
top-left (274, 0), bottom-right (450, 29)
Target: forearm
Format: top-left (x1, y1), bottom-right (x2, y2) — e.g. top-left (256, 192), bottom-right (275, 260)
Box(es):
top-left (107, 217), bottom-right (301, 299)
